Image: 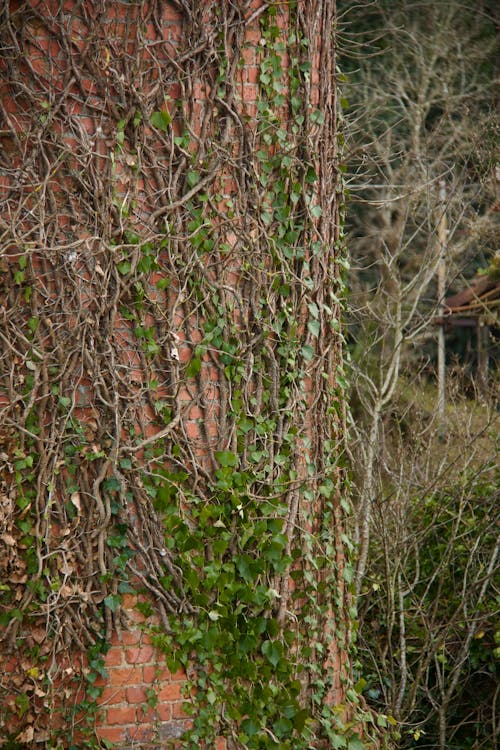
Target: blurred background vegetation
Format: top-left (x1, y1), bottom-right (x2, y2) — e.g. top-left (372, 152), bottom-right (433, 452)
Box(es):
top-left (338, 1), bottom-right (498, 748)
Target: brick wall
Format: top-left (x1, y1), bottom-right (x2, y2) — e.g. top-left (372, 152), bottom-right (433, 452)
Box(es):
top-left (0, 1), bottom-right (345, 746)
top-left (92, 596), bottom-right (193, 747)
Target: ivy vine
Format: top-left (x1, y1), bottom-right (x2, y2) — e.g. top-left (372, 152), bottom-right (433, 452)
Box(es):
top-left (0, 1), bottom-right (380, 748)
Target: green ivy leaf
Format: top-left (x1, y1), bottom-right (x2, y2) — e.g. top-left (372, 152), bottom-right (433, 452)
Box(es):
top-left (186, 171), bottom-right (200, 187)
top-left (186, 356), bottom-right (201, 378)
top-left (354, 677), bottom-right (367, 694)
top-left (301, 344), bottom-right (314, 361)
top-left (261, 639), bottom-right (282, 667)
top-left (103, 595), bottom-right (120, 612)
top-left (15, 693), bottom-right (30, 718)
top-left (240, 717), bottom-right (260, 737)
top-left (330, 735), bottom-right (347, 749)
top-left (293, 708), bottom-right (309, 731)
top-left (308, 319), bottom-right (320, 337)
top-left (273, 716), bottom-right (293, 737)
top-left (215, 450), bottom-right (239, 468)
top-left (308, 301), bottom-right (319, 318)
top-left (305, 166), bottom-right (318, 183)
top-left (343, 564), bottom-right (354, 584)
top-left (348, 736), bottom-right (365, 750)
top-left (28, 317), bottom-right (39, 333)
top-left (150, 110), bottom-right (172, 131)
top-left (117, 260), bottom-right (131, 275)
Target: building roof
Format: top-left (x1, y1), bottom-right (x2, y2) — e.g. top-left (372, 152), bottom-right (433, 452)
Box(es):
top-left (443, 274), bottom-right (500, 322)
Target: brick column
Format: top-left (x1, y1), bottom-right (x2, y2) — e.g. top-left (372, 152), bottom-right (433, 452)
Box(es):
top-left (0, 1), bottom-right (347, 747)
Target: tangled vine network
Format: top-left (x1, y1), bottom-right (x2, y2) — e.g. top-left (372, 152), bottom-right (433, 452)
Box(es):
top-left (0, 1), bottom-right (355, 746)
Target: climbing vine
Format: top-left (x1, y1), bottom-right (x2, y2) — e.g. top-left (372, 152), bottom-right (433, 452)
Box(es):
top-left (0, 1), bottom-right (375, 747)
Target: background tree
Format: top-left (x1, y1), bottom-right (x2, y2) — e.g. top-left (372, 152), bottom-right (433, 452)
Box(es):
top-left (338, 1), bottom-right (499, 748)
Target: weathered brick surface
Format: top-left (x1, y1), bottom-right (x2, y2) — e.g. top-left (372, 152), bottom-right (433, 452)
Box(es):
top-left (92, 613), bottom-right (191, 743)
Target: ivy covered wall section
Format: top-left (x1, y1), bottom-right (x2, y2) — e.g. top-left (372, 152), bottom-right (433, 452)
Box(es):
top-left (0, 1), bottom-right (363, 747)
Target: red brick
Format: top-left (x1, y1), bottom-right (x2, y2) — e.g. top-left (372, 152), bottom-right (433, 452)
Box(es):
top-left (158, 683), bottom-right (182, 701)
top-left (185, 421), bottom-right (199, 439)
top-left (81, 77), bottom-right (97, 94)
top-left (74, 686), bottom-right (87, 704)
top-left (93, 673), bottom-right (108, 688)
top-left (97, 686), bottom-right (126, 705)
top-left (177, 387), bottom-right (193, 402)
top-left (95, 726), bottom-right (127, 744)
top-left (172, 701), bottom-right (187, 719)
top-left (120, 630), bottom-right (140, 646)
top-left (246, 66), bottom-right (259, 84)
top-left (78, 116), bottom-right (96, 134)
top-left (126, 686), bottom-right (148, 704)
top-left (244, 83), bottom-right (259, 101)
top-left (171, 668), bottom-right (187, 682)
top-left (137, 704), bottom-right (157, 722)
top-left (107, 705), bottom-right (137, 725)
top-left (169, 83), bottom-right (182, 100)
top-left (241, 46), bottom-right (256, 66)
top-left (245, 28), bottom-right (261, 43)
top-left (193, 82), bottom-right (209, 100)
top-left (120, 593), bottom-right (138, 609)
top-left (104, 648), bottom-right (123, 667)
top-left (144, 421), bottom-right (161, 438)
top-left (157, 702), bottom-right (172, 721)
top-left (205, 420), bottom-right (219, 437)
top-left (107, 666), bottom-right (144, 686)
top-left (162, 5), bottom-right (183, 22)
top-left (127, 724), bottom-right (156, 742)
top-left (125, 645), bottom-right (154, 664)
top-left (203, 385), bottom-right (219, 401)
top-left (143, 664), bottom-right (171, 683)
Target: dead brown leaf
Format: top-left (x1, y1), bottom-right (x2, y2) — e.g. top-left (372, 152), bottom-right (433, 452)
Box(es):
top-left (16, 726), bottom-right (34, 743)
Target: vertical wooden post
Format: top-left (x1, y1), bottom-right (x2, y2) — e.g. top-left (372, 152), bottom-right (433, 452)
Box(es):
top-left (476, 318), bottom-right (489, 398)
top-left (437, 180), bottom-right (447, 431)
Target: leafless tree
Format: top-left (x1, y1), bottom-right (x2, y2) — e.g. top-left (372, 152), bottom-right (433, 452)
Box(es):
top-left (338, 0), bottom-right (499, 746)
